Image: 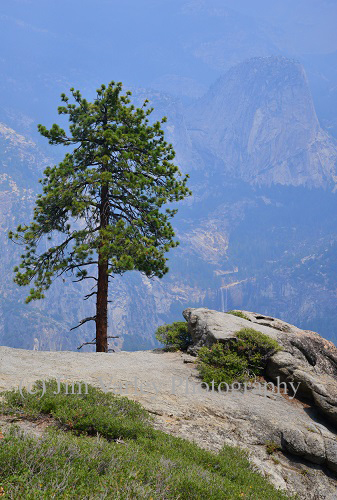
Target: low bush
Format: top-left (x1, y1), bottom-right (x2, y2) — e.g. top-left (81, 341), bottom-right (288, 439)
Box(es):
top-left (235, 328), bottom-right (281, 373)
top-left (197, 328), bottom-right (282, 388)
top-left (198, 344), bottom-right (249, 387)
top-left (155, 321), bottom-right (192, 351)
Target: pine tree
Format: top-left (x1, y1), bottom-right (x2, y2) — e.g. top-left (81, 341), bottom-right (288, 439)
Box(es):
top-left (9, 82), bottom-right (191, 352)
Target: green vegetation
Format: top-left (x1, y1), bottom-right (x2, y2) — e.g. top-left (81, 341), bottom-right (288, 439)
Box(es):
top-left (197, 328), bottom-right (282, 388)
top-left (9, 82), bottom-right (191, 352)
top-left (3, 379), bottom-right (152, 441)
top-left (234, 328), bottom-right (282, 371)
top-left (198, 344), bottom-right (248, 387)
top-left (155, 321), bottom-right (192, 351)
top-left (226, 310), bottom-right (250, 321)
top-left (0, 380), bottom-right (288, 499)
top-left (265, 441), bottom-right (282, 455)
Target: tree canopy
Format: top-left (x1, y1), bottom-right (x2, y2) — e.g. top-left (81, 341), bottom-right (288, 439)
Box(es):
top-left (9, 81), bottom-right (191, 351)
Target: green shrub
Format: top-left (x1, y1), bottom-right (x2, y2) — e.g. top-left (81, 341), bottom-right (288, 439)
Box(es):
top-left (155, 321), bottom-right (192, 351)
top-left (197, 328), bottom-right (282, 388)
top-left (226, 310), bottom-right (250, 321)
top-left (235, 328), bottom-right (282, 373)
top-left (198, 345), bottom-right (248, 388)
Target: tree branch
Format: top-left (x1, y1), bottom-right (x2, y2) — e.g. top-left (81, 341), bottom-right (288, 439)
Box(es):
top-left (72, 275), bottom-right (98, 282)
top-left (70, 316), bottom-right (96, 331)
top-left (77, 335), bottom-right (120, 350)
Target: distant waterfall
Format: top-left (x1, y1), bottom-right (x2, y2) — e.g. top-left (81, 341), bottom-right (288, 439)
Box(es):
top-left (220, 287), bottom-right (228, 312)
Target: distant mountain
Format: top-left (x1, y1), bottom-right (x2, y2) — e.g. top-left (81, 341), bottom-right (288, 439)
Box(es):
top-left (1, 56), bottom-right (337, 351)
top-left (186, 57), bottom-right (337, 188)
top-left (302, 50), bottom-right (337, 139)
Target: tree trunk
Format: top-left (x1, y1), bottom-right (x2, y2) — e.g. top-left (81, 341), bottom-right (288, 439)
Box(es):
top-left (96, 182), bottom-right (109, 352)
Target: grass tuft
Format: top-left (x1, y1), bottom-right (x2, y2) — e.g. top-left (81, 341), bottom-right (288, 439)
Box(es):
top-left (226, 310), bottom-right (251, 321)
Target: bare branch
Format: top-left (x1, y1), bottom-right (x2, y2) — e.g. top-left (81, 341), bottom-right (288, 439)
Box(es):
top-left (77, 338), bottom-right (96, 350)
top-left (70, 316), bottom-right (96, 331)
top-left (72, 275), bottom-right (98, 282)
top-left (77, 335), bottom-right (120, 350)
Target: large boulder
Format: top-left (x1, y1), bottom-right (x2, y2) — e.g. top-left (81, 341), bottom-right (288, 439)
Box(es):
top-left (183, 308), bottom-right (337, 426)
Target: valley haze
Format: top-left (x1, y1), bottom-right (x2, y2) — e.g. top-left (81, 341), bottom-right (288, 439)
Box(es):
top-left (0, 0), bottom-right (336, 352)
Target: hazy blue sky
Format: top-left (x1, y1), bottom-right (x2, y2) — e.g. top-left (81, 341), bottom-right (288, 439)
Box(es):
top-left (1, 0), bottom-right (336, 129)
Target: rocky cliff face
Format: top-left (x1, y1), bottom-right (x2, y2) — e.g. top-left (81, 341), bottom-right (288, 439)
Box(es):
top-left (184, 308), bottom-right (337, 426)
top-left (179, 308), bottom-right (337, 497)
top-left (187, 57), bottom-right (337, 188)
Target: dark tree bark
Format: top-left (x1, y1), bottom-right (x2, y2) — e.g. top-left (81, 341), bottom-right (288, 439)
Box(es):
top-left (96, 182), bottom-right (109, 352)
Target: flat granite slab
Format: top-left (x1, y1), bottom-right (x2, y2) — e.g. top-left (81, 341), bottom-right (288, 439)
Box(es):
top-left (0, 345), bottom-right (336, 498)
